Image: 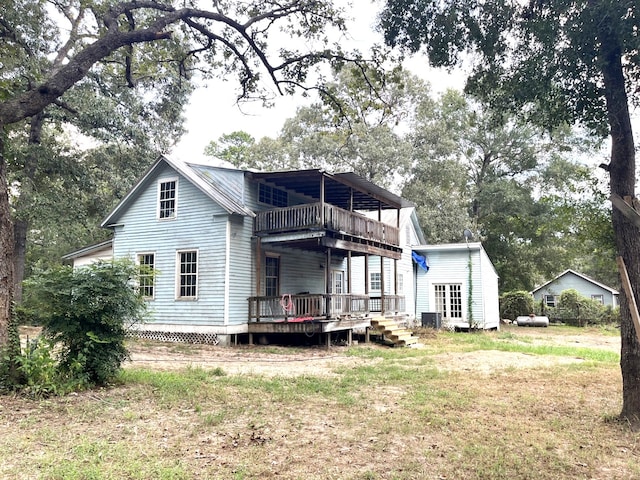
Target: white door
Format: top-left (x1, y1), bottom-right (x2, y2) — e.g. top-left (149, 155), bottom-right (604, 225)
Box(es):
top-left (434, 284), bottom-right (463, 325)
top-left (331, 270), bottom-right (344, 313)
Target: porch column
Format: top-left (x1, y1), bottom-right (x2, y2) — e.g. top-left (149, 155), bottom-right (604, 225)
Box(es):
top-left (325, 248), bottom-right (332, 318)
top-left (380, 255), bottom-right (385, 315)
top-left (320, 174), bottom-right (325, 226)
top-left (347, 252), bottom-right (352, 294)
top-left (256, 237), bottom-right (262, 322)
top-left (364, 254), bottom-right (369, 295)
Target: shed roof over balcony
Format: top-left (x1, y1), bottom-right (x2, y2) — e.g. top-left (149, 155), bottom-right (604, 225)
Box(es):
top-left (249, 169), bottom-right (414, 211)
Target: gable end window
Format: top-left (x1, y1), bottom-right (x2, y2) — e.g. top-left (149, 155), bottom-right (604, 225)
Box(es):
top-left (158, 179), bottom-right (177, 219)
top-left (137, 253), bottom-right (155, 299)
top-left (177, 250), bottom-right (198, 299)
top-left (259, 183), bottom-right (288, 207)
top-left (591, 294), bottom-right (604, 305)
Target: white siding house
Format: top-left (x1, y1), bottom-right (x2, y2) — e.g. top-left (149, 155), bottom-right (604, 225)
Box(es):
top-left (73, 156), bottom-right (416, 345)
top-left (531, 269), bottom-right (619, 308)
top-left (413, 243), bottom-right (500, 330)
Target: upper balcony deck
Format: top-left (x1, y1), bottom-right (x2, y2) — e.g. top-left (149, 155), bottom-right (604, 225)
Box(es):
top-left (254, 202), bottom-right (400, 249)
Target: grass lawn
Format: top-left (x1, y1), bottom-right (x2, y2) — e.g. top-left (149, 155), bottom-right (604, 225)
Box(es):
top-left (1, 325), bottom-right (637, 480)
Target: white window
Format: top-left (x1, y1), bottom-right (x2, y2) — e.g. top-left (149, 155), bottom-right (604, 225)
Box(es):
top-left (265, 256), bottom-right (280, 297)
top-left (434, 284), bottom-right (462, 320)
top-left (397, 273), bottom-right (404, 294)
top-left (370, 272), bottom-right (381, 291)
top-left (158, 178), bottom-right (177, 219)
top-left (544, 295), bottom-right (558, 307)
top-left (591, 294), bottom-right (604, 305)
top-left (259, 183), bottom-right (288, 207)
top-left (137, 253), bottom-right (155, 299)
top-left (177, 250), bottom-right (198, 299)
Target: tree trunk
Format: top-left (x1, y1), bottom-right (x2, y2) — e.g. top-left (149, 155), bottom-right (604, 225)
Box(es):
top-left (595, 4), bottom-right (640, 424)
top-left (12, 113), bottom-right (45, 304)
top-left (0, 131), bottom-right (14, 347)
top-left (12, 219), bottom-right (28, 305)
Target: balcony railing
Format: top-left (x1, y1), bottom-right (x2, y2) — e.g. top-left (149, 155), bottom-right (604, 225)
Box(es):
top-left (248, 293), bottom-right (405, 322)
top-left (254, 202), bottom-right (399, 246)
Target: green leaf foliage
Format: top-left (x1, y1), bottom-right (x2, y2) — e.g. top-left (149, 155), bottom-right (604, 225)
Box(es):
top-left (20, 259), bottom-right (147, 386)
top-left (499, 291), bottom-right (535, 321)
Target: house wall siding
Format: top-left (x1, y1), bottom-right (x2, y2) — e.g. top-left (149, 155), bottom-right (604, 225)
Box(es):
top-left (479, 248), bottom-right (500, 327)
top-left (112, 163), bottom-right (232, 327)
top-left (416, 250), bottom-right (465, 323)
top-left (415, 247), bottom-right (498, 328)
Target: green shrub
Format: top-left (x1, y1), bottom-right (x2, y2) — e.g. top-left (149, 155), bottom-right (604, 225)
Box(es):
top-left (499, 291), bottom-right (534, 320)
top-left (547, 289), bottom-right (614, 326)
top-left (14, 338), bottom-right (64, 397)
top-left (19, 259), bottom-right (147, 388)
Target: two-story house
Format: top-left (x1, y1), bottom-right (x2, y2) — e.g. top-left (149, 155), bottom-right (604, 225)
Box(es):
top-left (95, 156), bottom-right (415, 346)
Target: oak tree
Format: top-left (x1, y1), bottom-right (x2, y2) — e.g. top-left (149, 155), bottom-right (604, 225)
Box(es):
top-left (380, 0), bottom-right (640, 423)
top-left (0, 0), bottom-right (375, 346)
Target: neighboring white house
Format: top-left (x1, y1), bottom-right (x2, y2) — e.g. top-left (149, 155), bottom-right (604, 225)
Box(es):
top-left (62, 239), bottom-right (113, 267)
top-left (531, 269), bottom-right (619, 309)
top-left (413, 242), bottom-right (500, 330)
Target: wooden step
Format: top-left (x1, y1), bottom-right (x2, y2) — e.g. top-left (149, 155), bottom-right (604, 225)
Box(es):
top-left (369, 317), bottom-right (420, 347)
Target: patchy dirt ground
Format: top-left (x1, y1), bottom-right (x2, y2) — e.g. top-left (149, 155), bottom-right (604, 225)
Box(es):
top-left (124, 324), bottom-right (621, 376)
top-left (8, 324), bottom-right (633, 480)
top-left (19, 324), bottom-right (621, 377)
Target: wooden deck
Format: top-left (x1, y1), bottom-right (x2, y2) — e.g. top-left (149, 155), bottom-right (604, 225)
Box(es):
top-left (254, 203), bottom-right (400, 247)
top-left (247, 293), bottom-right (405, 323)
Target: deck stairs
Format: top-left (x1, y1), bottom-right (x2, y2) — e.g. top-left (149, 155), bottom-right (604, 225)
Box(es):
top-left (370, 316), bottom-right (420, 347)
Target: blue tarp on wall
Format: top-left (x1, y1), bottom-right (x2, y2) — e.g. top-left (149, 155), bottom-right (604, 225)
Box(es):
top-left (412, 251), bottom-right (429, 272)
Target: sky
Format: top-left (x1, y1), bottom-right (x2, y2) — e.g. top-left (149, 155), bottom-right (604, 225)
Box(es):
top-left (171, 2), bottom-right (465, 162)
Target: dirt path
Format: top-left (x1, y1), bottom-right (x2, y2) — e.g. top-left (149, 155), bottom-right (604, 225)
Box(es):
top-left (19, 324), bottom-right (621, 377)
top-left (124, 325), bottom-right (621, 376)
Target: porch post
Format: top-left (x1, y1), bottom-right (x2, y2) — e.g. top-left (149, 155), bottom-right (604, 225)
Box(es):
top-left (380, 256), bottom-right (385, 315)
top-left (256, 237), bottom-right (262, 322)
top-left (347, 252), bottom-right (352, 294)
top-left (364, 253), bottom-right (369, 313)
top-left (320, 174), bottom-right (325, 226)
top-left (325, 248), bottom-right (332, 318)
top-left (394, 258), bottom-right (398, 314)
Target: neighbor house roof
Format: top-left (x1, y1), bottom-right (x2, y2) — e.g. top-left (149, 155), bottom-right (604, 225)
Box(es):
top-left (62, 239), bottom-right (113, 260)
top-left (531, 269), bottom-right (619, 295)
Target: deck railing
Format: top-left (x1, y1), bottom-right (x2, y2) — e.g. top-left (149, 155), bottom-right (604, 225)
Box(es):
top-left (248, 293), bottom-right (405, 322)
top-left (254, 202), bottom-right (399, 246)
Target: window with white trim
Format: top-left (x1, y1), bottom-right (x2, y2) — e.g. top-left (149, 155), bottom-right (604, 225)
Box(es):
top-left (544, 295), bottom-right (558, 307)
top-left (397, 273), bottom-right (404, 294)
top-left (370, 272), bottom-right (381, 291)
top-left (259, 183), bottom-right (288, 207)
top-left (158, 179), bottom-right (177, 219)
top-left (434, 284), bottom-right (462, 320)
top-left (177, 250), bottom-right (198, 299)
top-left (591, 294), bottom-right (604, 305)
top-left (265, 256), bottom-right (280, 297)
top-left (137, 253), bottom-right (155, 299)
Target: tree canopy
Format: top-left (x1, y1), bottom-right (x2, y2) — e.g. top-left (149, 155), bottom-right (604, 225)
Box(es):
top-left (380, 0), bottom-right (640, 424)
top-left (0, 0), bottom-right (382, 347)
